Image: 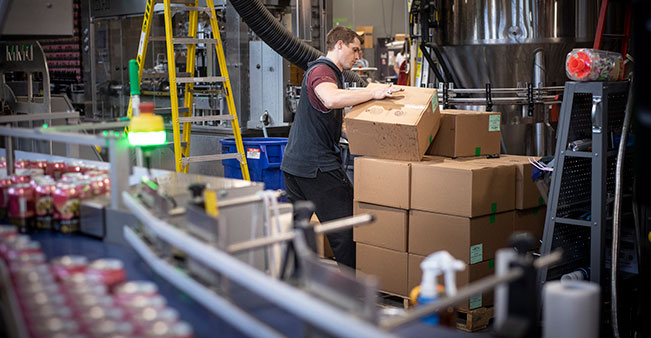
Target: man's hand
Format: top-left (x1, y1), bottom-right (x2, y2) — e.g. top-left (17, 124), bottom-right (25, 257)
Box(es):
top-left (371, 83), bottom-right (404, 100)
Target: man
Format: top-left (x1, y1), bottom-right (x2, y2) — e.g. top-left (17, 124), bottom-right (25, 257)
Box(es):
top-left (281, 26), bottom-right (402, 269)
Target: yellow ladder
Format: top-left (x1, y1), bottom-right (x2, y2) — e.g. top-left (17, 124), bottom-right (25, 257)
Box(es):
top-left (128, 0), bottom-right (250, 179)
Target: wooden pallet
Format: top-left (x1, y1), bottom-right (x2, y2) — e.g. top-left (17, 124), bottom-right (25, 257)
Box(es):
top-left (456, 306), bottom-right (494, 332)
top-left (378, 291), bottom-right (411, 310)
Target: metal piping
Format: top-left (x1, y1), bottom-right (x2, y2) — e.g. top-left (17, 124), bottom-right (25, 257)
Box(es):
top-left (611, 76), bottom-right (634, 338)
top-left (227, 0), bottom-right (367, 86)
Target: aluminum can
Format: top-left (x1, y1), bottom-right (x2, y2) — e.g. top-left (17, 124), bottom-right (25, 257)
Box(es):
top-left (7, 184), bottom-right (35, 232)
top-left (52, 183), bottom-right (80, 233)
top-left (46, 160), bottom-right (67, 181)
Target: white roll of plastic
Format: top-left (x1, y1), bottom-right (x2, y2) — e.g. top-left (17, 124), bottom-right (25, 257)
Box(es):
top-left (543, 281), bottom-right (600, 338)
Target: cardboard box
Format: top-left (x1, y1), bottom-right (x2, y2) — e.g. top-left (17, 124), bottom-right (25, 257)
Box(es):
top-left (427, 110), bottom-right (501, 158)
top-left (514, 206), bottom-right (547, 248)
top-left (313, 214), bottom-right (335, 258)
top-left (411, 159), bottom-right (515, 217)
top-left (357, 243), bottom-right (409, 296)
top-left (354, 157), bottom-right (411, 209)
top-left (408, 210), bottom-right (514, 264)
top-left (408, 254), bottom-right (495, 310)
top-left (353, 201), bottom-right (408, 252)
top-left (480, 155), bottom-right (545, 210)
top-left (394, 33), bottom-right (406, 42)
top-left (356, 26), bottom-right (374, 48)
top-left (346, 85), bottom-right (440, 161)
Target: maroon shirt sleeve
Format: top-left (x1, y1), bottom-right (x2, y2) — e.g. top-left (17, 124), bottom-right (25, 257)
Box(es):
top-left (306, 65), bottom-right (338, 113)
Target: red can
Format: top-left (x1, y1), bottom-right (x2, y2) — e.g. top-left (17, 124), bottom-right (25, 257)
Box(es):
top-left (52, 183), bottom-right (80, 234)
top-left (7, 184), bottom-right (35, 232)
top-left (4, 239), bottom-right (41, 261)
top-left (115, 281), bottom-right (158, 304)
top-left (51, 255), bottom-right (88, 281)
top-left (0, 177), bottom-right (12, 220)
top-left (79, 305), bottom-right (124, 325)
top-left (67, 161), bottom-right (82, 173)
top-left (143, 321), bottom-right (193, 338)
top-left (46, 160), bottom-right (67, 181)
top-left (132, 307), bottom-right (179, 331)
top-left (14, 159), bottom-right (30, 170)
top-left (30, 159), bottom-right (48, 171)
top-left (90, 176), bottom-right (106, 195)
top-left (61, 172), bottom-right (83, 182)
top-left (76, 180), bottom-right (92, 200)
top-left (11, 174), bottom-right (31, 184)
top-left (34, 181), bottom-right (56, 230)
top-left (86, 259), bottom-right (127, 289)
top-left (88, 319), bottom-right (134, 337)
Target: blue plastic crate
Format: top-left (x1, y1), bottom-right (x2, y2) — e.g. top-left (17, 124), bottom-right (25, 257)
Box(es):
top-left (220, 137), bottom-right (288, 190)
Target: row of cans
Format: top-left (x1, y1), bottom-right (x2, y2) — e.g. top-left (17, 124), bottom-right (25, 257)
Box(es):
top-left (1, 158), bottom-right (107, 180)
top-left (0, 158), bottom-right (111, 234)
top-left (0, 226), bottom-right (194, 338)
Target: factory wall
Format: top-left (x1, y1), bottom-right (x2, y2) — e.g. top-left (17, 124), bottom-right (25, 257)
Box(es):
top-left (331, 0), bottom-right (407, 67)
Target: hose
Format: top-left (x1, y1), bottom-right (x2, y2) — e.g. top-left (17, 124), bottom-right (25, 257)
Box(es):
top-left (228, 0), bottom-right (367, 87)
top-left (611, 75), bottom-right (634, 338)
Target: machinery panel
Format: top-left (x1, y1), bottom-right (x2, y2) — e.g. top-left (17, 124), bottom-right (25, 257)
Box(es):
top-left (248, 40), bottom-right (290, 129)
top-left (1, 0), bottom-right (73, 36)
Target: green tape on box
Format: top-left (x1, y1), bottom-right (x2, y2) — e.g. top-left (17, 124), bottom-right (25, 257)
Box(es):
top-left (429, 135), bottom-right (433, 144)
top-left (470, 244), bottom-right (483, 264)
top-left (489, 259), bottom-right (495, 269)
top-left (533, 208), bottom-right (539, 215)
top-left (538, 196), bottom-right (544, 206)
top-left (469, 294), bottom-right (482, 309)
top-left (475, 147), bottom-right (481, 156)
top-left (490, 214), bottom-right (496, 223)
top-left (491, 203), bottom-right (497, 214)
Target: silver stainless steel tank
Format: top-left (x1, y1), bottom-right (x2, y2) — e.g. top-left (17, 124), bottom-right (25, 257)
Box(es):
top-left (432, 0), bottom-right (599, 155)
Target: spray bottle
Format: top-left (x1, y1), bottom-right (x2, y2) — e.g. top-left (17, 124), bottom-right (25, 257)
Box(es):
top-left (129, 59), bottom-right (144, 167)
top-left (418, 251), bottom-right (465, 325)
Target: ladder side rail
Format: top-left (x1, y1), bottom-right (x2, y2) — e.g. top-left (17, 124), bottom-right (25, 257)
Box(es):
top-left (162, 0), bottom-right (184, 172)
top-left (181, 0), bottom-right (200, 172)
top-left (538, 82), bottom-right (577, 285)
top-left (206, 0), bottom-right (250, 181)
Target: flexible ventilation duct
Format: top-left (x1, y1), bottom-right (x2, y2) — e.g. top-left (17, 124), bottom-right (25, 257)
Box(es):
top-left (228, 0), bottom-right (367, 87)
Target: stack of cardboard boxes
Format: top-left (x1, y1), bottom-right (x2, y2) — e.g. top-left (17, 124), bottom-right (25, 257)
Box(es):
top-left (345, 89), bottom-right (546, 311)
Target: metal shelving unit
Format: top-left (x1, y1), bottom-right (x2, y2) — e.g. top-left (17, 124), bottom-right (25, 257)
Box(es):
top-left (539, 81), bottom-right (631, 285)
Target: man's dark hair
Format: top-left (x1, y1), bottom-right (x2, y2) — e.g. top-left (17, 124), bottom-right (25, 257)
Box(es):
top-left (326, 26), bottom-right (363, 51)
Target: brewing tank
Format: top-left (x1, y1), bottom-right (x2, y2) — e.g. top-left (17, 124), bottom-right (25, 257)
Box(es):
top-left (431, 0), bottom-right (599, 154)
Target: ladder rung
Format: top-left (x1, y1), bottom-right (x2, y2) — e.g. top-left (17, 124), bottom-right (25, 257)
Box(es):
top-left (149, 36), bottom-right (219, 44)
top-left (155, 107), bottom-right (190, 115)
top-left (176, 76), bottom-right (225, 84)
top-left (182, 153), bottom-right (240, 165)
top-left (155, 0), bottom-right (196, 4)
top-left (170, 6), bottom-right (212, 13)
top-left (178, 115), bottom-right (234, 123)
top-left (143, 72), bottom-right (191, 79)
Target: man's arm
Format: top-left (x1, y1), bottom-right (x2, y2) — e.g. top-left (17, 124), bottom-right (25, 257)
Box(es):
top-left (314, 82), bottom-right (403, 110)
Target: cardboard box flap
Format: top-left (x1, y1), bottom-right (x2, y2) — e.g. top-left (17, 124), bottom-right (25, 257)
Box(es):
top-left (345, 86), bottom-right (440, 161)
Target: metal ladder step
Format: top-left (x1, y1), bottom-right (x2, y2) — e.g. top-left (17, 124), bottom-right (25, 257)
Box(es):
top-left (155, 0), bottom-right (196, 4)
top-left (155, 107), bottom-right (190, 115)
top-left (170, 6), bottom-right (212, 13)
top-left (178, 115), bottom-right (234, 123)
top-left (143, 72), bottom-right (191, 79)
top-left (176, 76), bottom-right (225, 84)
top-left (149, 36), bottom-right (219, 44)
top-left (182, 153), bottom-right (240, 165)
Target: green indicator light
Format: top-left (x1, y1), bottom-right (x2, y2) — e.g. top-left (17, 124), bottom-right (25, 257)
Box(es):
top-left (128, 131), bottom-right (166, 147)
top-left (42, 124), bottom-right (48, 128)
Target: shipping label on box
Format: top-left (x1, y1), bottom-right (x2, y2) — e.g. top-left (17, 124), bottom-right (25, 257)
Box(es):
top-left (411, 159), bottom-right (515, 217)
top-left (427, 110), bottom-right (501, 158)
top-left (357, 243), bottom-right (409, 296)
top-left (408, 210), bottom-right (514, 263)
top-left (346, 85), bottom-right (441, 161)
top-left (354, 157), bottom-right (412, 209)
top-left (353, 201), bottom-right (408, 252)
